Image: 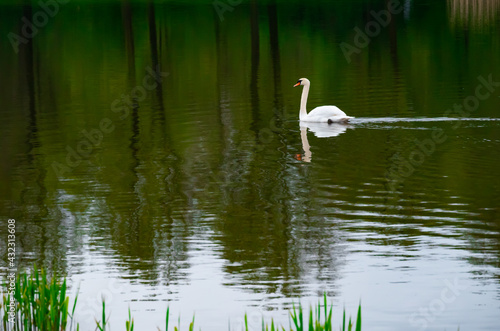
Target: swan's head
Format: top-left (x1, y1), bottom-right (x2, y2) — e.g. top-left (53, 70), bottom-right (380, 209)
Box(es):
top-left (293, 78), bottom-right (310, 87)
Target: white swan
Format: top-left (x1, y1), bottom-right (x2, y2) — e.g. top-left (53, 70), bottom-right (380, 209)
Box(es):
top-left (294, 78), bottom-right (353, 123)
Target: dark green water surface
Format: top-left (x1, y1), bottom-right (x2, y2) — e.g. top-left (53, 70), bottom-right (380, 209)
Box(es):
top-left (1, 0), bottom-right (500, 330)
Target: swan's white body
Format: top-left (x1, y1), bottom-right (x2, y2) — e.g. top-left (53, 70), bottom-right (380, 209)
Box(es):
top-left (294, 78), bottom-right (353, 123)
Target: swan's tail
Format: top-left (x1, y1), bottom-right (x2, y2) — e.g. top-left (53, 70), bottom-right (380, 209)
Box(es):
top-left (328, 116), bottom-right (354, 124)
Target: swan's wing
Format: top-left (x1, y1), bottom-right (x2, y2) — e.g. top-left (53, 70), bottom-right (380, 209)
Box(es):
top-left (305, 106), bottom-right (353, 123)
top-left (308, 106), bottom-right (348, 118)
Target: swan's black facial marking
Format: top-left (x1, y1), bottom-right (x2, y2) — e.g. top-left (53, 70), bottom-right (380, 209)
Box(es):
top-left (293, 79), bottom-right (302, 87)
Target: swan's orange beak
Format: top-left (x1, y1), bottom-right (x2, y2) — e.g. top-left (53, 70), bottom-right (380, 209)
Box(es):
top-left (293, 82), bottom-right (301, 87)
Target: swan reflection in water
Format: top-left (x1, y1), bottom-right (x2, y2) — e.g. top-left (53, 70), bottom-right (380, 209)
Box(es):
top-left (296, 122), bottom-right (352, 162)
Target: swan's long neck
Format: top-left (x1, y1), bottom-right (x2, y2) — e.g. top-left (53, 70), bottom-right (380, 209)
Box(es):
top-left (299, 83), bottom-right (310, 120)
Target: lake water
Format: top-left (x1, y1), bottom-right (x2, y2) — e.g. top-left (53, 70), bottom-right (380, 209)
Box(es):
top-left (1, 0), bottom-right (500, 330)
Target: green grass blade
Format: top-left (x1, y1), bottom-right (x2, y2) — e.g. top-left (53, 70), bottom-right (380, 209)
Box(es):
top-left (355, 303), bottom-right (361, 331)
top-left (166, 306), bottom-right (170, 331)
top-left (189, 314), bottom-right (195, 331)
top-left (308, 308), bottom-right (313, 331)
top-left (342, 306), bottom-right (346, 331)
top-left (101, 299), bottom-right (106, 331)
